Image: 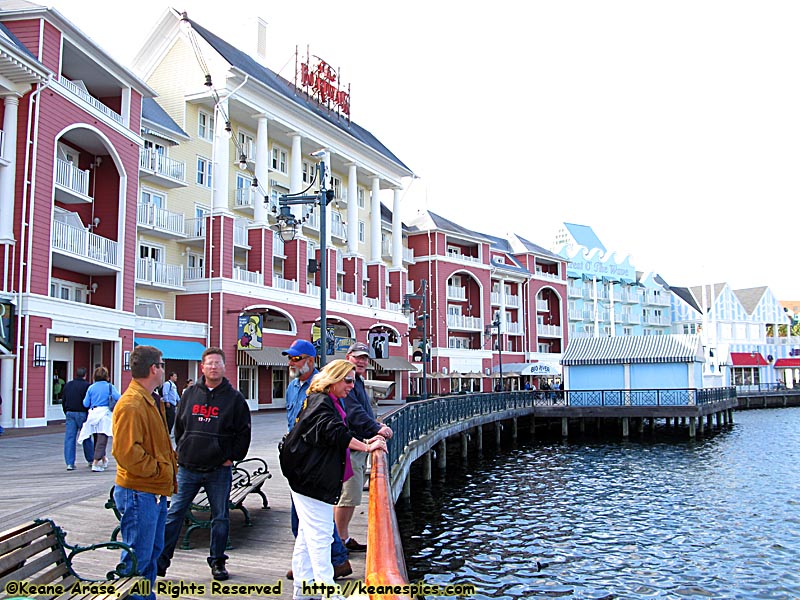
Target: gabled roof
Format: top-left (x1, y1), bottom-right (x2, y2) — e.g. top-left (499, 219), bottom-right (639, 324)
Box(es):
top-left (733, 286), bottom-right (768, 315)
top-left (512, 234), bottom-right (564, 261)
top-left (406, 210), bottom-right (492, 243)
top-left (563, 223), bottom-right (606, 252)
top-left (141, 98), bottom-right (189, 142)
top-left (689, 283), bottom-right (726, 309)
top-left (670, 286), bottom-right (702, 313)
top-left (562, 334), bottom-right (703, 366)
top-left (186, 16), bottom-right (412, 175)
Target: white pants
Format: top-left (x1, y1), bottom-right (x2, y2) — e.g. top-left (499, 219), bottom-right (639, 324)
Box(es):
top-left (290, 490), bottom-right (335, 599)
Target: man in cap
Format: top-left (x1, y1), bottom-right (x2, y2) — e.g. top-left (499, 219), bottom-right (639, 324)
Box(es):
top-left (282, 339), bottom-right (352, 580)
top-left (334, 341), bottom-right (393, 551)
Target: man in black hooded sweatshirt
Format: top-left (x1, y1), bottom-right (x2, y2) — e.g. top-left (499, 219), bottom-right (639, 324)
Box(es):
top-left (157, 347), bottom-right (251, 581)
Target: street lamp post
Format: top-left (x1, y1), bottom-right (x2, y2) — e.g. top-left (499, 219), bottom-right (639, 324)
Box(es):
top-left (271, 158), bottom-right (334, 366)
top-left (403, 278), bottom-right (428, 400)
top-left (492, 313), bottom-right (503, 392)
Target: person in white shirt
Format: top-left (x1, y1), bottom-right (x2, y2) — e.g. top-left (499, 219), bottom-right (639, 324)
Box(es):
top-left (162, 372), bottom-right (180, 433)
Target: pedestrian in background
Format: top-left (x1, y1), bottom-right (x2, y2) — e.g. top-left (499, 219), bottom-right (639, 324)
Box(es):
top-left (181, 379), bottom-right (194, 398)
top-left (77, 366), bottom-right (120, 472)
top-left (161, 371), bottom-right (180, 433)
top-left (62, 367), bottom-right (93, 470)
top-left (112, 345), bottom-right (176, 600)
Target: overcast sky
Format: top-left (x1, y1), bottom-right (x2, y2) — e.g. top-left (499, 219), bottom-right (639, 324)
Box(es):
top-left (51, 0), bottom-right (800, 299)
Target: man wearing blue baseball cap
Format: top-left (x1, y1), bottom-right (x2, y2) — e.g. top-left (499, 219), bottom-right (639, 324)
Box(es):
top-left (281, 339), bottom-right (351, 580)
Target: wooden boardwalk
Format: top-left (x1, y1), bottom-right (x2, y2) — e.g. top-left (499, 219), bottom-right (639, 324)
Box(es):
top-left (0, 411), bottom-right (374, 600)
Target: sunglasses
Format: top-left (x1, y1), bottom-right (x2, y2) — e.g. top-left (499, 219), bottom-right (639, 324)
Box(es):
top-left (343, 377), bottom-right (355, 384)
top-left (153, 362), bottom-right (165, 368)
top-left (288, 355), bottom-right (309, 363)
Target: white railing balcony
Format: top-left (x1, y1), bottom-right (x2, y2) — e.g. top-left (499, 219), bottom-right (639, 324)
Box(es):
top-left (645, 292), bottom-right (672, 306)
top-left (448, 286), bottom-right (467, 300)
top-left (52, 221), bottom-right (118, 267)
top-left (536, 299), bottom-right (549, 312)
top-left (627, 312), bottom-right (641, 324)
top-left (447, 314), bottom-right (482, 330)
top-left (538, 324), bottom-right (562, 337)
top-left (185, 266), bottom-right (205, 280)
top-left (234, 266), bottom-right (261, 285)
top-left (506, 322), bottom-right (524, 335)
top-left (336, 253), bottom-right (345, 274)
top-left (387, 300), bottom-right (401, 312)
top-left (618, 289), bottom-right (638, 303)
top-left (381, 239), bottom-right (392, 257)
top-left (506, 295), bottom-right (520, 308)
top-left (57, 76), bottom-right (124, 124)
top-left (272, 275), bottom-right (299, 292)
top-left (185, 218), bottom-right (206, 238)
top-left (139, 149), bottom-right (185, 182)
top-left (568, 307), bottom-right (584, 321)
top-left (568, 285), bottom-right (583, 298)
top-left (55, 158), bottom-right (90, 197)
top-left (645, 314), bottom-right (671, 326)
top-left (491, 291), bottom-right (500, 305)
top-left (407, 280), bottom-right (416, 295)
top-left (591, 289), bottom-right (609, 301)
top-left (331, 220), bottom-right (346, 239)
top-left (234, 187), bottom-right (256, 209)
top-left (303, 211), bottom-right (319, 231)
top-left (135, 258), bottom-right (183, 288)
top-left (402, 247), bottom-right (415, 263)
top-left (364, 296), bottom-right (379, 308)
top-left (339, 291), bottom-right (357, 304)
top-left (535, 270), bottom-right (562, 282)
top-left (582, 309), bottom-right (594, 320)
top-left (233, 220), bottom-right (249, 247)
top-left (136, 203), bottom-right (185, 236)
top-left (135, 302), bottom-right (163, 319)
top-left (307, 283), bottom-right (320, 297)
top-left (446, 251), bottom-right (481, 264)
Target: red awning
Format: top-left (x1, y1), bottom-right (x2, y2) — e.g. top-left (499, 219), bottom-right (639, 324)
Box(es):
top-left (774, 358), bottom-right (800, 368)
top-left (730, 352), bottom-right (769, 367)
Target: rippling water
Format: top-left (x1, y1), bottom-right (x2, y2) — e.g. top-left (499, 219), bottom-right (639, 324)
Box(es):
top-left (396, 408), bottom-right (800, 599)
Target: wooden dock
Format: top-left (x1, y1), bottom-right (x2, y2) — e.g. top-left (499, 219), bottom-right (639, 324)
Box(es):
top-left (0, 411), bottom-right (373, 600)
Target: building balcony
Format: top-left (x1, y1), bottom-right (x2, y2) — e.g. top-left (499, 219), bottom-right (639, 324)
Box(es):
top-left (536, 299), bottom-right (549, 312)
top-left (644, 315), bottom-right (671, 326)
top-left (644, 292), bottom-right (671, 306)
top-left (568, 307), bottom-right (584, 321)
top-left (568, 285), bottom-right (583, 298)
top-left (55, 76), bottom-right (124, 125)
top-left (233, 266), bottom-right (261, 285)
top-left (534, 269), bottom-right (562, 282)
top-left (617, 289), bottom-right (638, 303)
top-left (506, 295), bottom-right (520, 308)
top-left (445, 251), bottom-right (482, 265)
top-left (447, 314), bottom-right (482, 331)
top-left (506, 322), bottom-right (524, 335)
top-left (234, 187), bottom-right (257, 214)
top-left (135, 258), bottom-right (184, 289)
top-left (448, 286), bottom-right (467, 301)
top-left (185, 266), bottom-right (205, 281)
top-left (330, 220), bottom-right (346, 241)
top-left (184, 218), bottom-right (206, 247)
top-left (54, 158), bottom-right (91, 204)
top-left (273, 275), bottom-right (299, 292)
top-left (339, 290), bottom-right (357, 304)
top-left (307, 282), bottom-right (320, 297)
top-left (136, 203), bottom-right (186, 238)
top-left (538, 324), bottom-right (562, 337)
top-left (402, 247), bottom-right (415, 264)
top-left (387, 300), bottom-right (401, 312)
top-left (234, 220), bottom-right (250, 248)
top-left (139, 149), bottom-right (186, 188)
top-left (364, 296), bottom-right (379, 308)
top-left (51, 220), bottom-right (119, 274)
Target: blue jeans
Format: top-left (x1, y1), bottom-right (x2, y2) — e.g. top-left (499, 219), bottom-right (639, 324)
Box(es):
top-left (158, 465), bottom-right (232, 571)
top-left (64, 411), bottom-right (94, 467)
top-left (291, 499), bottom-right (349, 566)
top-left (113, 485), bottom-right (167, 600)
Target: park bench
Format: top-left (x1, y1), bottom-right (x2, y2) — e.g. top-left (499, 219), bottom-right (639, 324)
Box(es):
top-left (0, 518), bottom-right (146, 600)
top-left (105, 457), bottom-right (271, 550)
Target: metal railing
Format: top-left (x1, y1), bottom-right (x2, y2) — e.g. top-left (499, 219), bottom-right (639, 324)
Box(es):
top-left (56, 76), bottom-right (124, 125)
top-left (135, 258), bottom-right (183, 287)
top-left (233, 266), bottom-right (260, 284)
top-left (52, 221), bottom-right (118, 267)
top-left (136, 203), bottom-right (185, 236)
top-left (139, 149), bottom-right (186, 182)
top-left (55, 158), bottom-right (90, 197)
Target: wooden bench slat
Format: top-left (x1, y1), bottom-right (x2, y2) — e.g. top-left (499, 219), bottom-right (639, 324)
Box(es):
top-left (28, 564), bottom-right (73, 586)
top-left (0, 547), bottom-right (66, 589)
top-left (0, 522), bottom-right (56, 554)
top-left (0, 533), bottom-right (62, 574)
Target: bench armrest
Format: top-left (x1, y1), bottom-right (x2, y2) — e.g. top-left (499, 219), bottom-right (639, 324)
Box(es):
top-left (233, 457), bottom-right (272, 480)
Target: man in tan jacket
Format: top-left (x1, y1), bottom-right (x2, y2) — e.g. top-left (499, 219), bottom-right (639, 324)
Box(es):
top-left (112, 345), bottom-right (177, 600)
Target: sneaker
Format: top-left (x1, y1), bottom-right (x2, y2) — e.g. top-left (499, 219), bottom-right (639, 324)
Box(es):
top-left (344, 538), bottom-right (367, 552)
top-left (285, 568), bottom-right (293, 580)
top-left (102, 457), bottom-right (109, 468)
top-left (333, 560), bottom-right (353, 579)
top-left (210, 559), bottom-right (229, 581)
top-left (91, 464), bottom-right (105, 472)
top-left (66, 465), bottom-right (75, 471)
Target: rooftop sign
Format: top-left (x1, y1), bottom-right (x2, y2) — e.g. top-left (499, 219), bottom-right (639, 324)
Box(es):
top-left (297, 49), bottom-right (351, 119)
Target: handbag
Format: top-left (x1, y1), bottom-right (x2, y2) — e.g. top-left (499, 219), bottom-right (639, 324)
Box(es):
top-left (107, 383), bottom-right (117, 411)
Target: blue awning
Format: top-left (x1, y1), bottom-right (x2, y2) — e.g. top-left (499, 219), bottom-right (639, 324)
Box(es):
top-left (134, 337), bottom-right (206, 360)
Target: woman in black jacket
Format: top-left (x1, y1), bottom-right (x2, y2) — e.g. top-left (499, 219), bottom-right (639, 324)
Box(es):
top-left (280, 359), bottom-right (386, 599)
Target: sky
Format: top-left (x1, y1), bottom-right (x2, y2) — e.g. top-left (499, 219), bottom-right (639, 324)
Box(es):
top-left (48, 0), bottom-right (800, 299)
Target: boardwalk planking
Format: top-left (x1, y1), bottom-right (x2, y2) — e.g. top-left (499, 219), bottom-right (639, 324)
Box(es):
top-left (0, 411), bottom-right (376, 600)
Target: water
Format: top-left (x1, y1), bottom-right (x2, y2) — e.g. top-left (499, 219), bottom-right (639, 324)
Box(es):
top-left (396, 409), bottom-right (800, 600)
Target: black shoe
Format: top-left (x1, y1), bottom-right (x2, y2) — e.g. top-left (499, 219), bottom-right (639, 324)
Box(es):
top-left (344, 538), bottom-right (367, 552)
top-left (285, 568), bottom-right (293, 580)
top-left (157, 558), bottom-right (168, 577)
top-left (210, 559), bottom-right (229, 581)
top-left (333, 560), bottom-right (353, 579)
top-left (157, 566), bottom-right (166, 577)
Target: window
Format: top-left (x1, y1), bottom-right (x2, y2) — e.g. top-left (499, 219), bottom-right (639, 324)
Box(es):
top-left (538, 343), bottom-right (550, 353)
top-left (447, 305), bottom-right (462, 316)
top-left (271, 145), bottom-right (288, 174)
top-left (196, 157), bottom-right (212, 187)
top-left (140, 189), bottom-right (165, 208)
top-left (198, 110), bottom-right (214, 141)
top-left (187, 252), bottom-right (204, 278)
top-left (272, 369), bottom-right (286, 400)
top-left (50, 279), bottom-right (88, 303)
top-left (683, 323), bottom-right (698, 334)
top-left (238, 366), bottom-right (256, 401)
top-left (332, 176), bottom-right (342, 199)
top-left (302, 161), bottom-right (316, 184)
top-left (448, 336), bottom-right (470, 349)
top-left (623, 327), bottom-right (633, 336)
top-left (358, 221), bottom-right (365, 243)
top-left (357, 188), bottom-right (365, 209)
top-left (238, 130), bottom-right (255, 162)
top-left (139, 243), bottom-right (163, 262)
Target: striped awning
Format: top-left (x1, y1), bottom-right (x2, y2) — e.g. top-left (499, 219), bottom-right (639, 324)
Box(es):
top-left (237, 347), bottom-right (287, 367)
top-left (561, 334), bottom-right (704, 366)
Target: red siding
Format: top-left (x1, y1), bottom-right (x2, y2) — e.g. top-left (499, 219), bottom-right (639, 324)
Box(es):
top-left (4, 20), bottom-right (42, 61)
top-left (40, 21), bottom-right (61, 74)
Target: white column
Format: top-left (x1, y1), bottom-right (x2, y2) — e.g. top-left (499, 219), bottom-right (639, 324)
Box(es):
top-left (0, 96), bottom-right (20, 245)
top-left (322, 150), bottom-right (332, 247)
top-left (392, 188), bottom-right (402, 268)
top-left (253, 114), bottom-right (269, 224)
top-left (370, 176), bottom-right (381, 262)
top-left (290, 133), bottom-right (303, 221)
top-left (609, 283), bottom-right (616, 336)
top-left (347, 163), bottom-right (358, 254)
top-left (212, 99), bottom-right (230, 211)
top-left (1, 356), bottom-right (13, 429)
